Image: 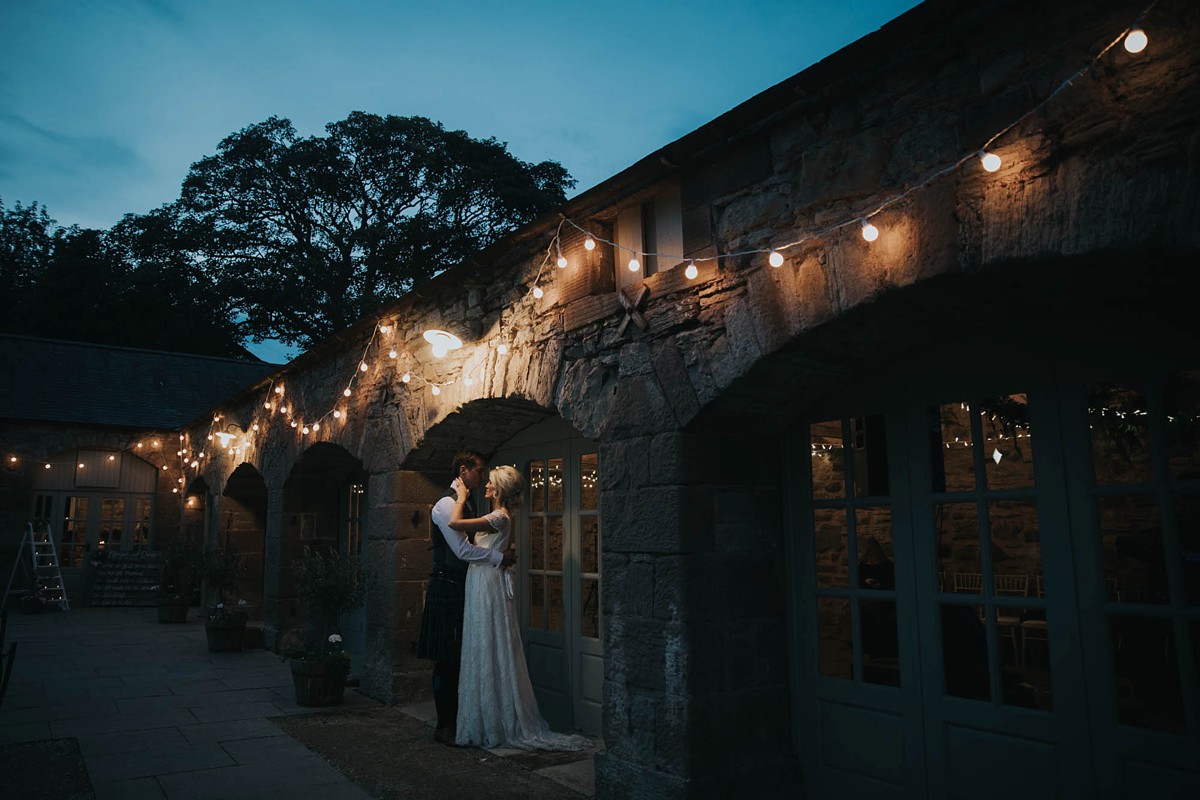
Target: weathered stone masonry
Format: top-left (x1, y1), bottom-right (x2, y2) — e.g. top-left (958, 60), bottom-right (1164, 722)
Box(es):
top-left (175, 0), bottom-right (1200, 796)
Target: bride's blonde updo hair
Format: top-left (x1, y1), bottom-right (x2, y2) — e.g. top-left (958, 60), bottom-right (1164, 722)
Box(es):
top-left (489, 465), bottom-right (525, 511)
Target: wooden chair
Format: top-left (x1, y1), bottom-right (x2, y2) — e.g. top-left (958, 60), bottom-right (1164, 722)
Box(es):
top-left (952, 572), bottom-right (984, 593)
top-left (994, 574), bottom-right (1028, 664)
top-left (1021, 576), bottom-right (1048, 667)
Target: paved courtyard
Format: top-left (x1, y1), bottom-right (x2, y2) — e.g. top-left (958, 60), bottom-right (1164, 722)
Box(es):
top-left (0, 607), bottom-right (596, 799)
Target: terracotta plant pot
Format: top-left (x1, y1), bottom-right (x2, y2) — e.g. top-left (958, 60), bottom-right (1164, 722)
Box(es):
top-left (157, 601), bottom-right (189, 623)
top-left (290, 658), bottom-right (349, 706)
top-left (204, 618), bottom-right (246, 651)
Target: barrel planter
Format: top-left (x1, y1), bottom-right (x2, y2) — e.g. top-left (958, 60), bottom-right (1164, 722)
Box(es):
top-left (289, 658), bottom-right (349, 706)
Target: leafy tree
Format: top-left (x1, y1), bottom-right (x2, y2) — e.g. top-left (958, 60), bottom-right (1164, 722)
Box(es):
top-left (179, 112), bottom-right (574, 347)
top-left (0, 198), bottom-right (248, 357)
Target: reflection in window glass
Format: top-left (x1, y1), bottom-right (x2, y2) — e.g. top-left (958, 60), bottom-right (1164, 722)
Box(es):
top-left (989, 500), bottom-right (1041, 583)
top-left (1165, 371), bottom-right (1200, 480)
top-left (813, 508), bottom-right (849, 588)
top-left (931, 402), bottom-right (975, 493)
top-left (529, 460), bottom-right (545, 512)
top-left (810, 420), bottom-right (845, 500)
top-left (580, 578), bottom-right (600, 638)
top-left (547, 517), bottom-right (564, 571)
top-left (133, 497), bottom-right (152, 549)
top-left (580, 452), bottom-right (599, 510)
top-left (1099, 495), bottom-right (1168, 604)
top-left (547, 576), bottom-right (564, 633)
top-left (856, 507), bottom-right (894, 589)
top-left (1089, 384), bottom-right (1153, 484)
top-left (1173, 494), bottom-right (1200, 606)
top-left (581, 517), bottom-right (599, 575)
top-left (61, 496), bottom-right (89, 567)
top-left (530, 517), bottom-right (545, 571)
top-left (942, 603), bottom-right (990, 701)
top-left (817, 597), bottom-right (853, 680)
top-left (852, 415), bottom-right (889, 498)
top-left (1110, 615), bottom-right (1185, 734)
top-left (982, 394), bottom-right (1035, 490)
top-left (547, 458), bottom-right (564, 513)
top-left (937, 503), bottom-right (981, 594)
top-left (860, 599), bottom-right (900, 687)
top-left (100, 497), bottom-right (124, 551)
top-left (1017, 613), bottom-right (1053, 710)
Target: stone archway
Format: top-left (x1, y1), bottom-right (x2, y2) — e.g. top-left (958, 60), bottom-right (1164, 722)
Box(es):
top-left (222, 463), bottom-right (267, 620)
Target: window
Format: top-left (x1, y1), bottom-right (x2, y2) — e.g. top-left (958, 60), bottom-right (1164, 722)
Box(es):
top-left (613, 182), bottom-right (683, 290)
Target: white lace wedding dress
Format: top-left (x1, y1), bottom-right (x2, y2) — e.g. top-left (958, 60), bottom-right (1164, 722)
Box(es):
top-left (455, 510), bottom-right (589, 750)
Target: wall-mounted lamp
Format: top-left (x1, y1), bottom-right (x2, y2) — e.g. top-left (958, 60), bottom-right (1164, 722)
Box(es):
top-left (423, 329), bottom-right (463, 359)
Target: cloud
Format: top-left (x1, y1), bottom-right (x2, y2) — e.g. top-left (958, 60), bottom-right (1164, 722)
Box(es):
top-left (0, 111), bottom-right (149, 177)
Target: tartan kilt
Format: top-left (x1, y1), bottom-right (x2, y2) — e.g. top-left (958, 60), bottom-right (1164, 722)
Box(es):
top-left (417, 573), bottom-right (466, 662)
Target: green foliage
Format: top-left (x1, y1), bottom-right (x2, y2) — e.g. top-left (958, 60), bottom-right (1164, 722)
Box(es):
top-left (292, 546), bottom-right (366, 625)
top-left (178, 112), bottom-right (575, 347)
top-left (202, 544), bottom-right (244, 603)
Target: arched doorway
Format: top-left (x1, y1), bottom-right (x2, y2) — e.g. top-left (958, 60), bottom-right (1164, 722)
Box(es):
top-left (222, 463), bottom-right (267, 619)
top-left (494, 416), bottom-right (603, 736)
top-left (282, 443), bottom-right (368, 673)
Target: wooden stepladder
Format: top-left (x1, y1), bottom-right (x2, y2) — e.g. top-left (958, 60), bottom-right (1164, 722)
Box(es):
top-left (3, 522), bottom-right (70, 611)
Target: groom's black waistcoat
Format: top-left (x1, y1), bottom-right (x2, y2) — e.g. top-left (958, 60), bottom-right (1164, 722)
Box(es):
top-left (431, 488), bottom-right (475, 579)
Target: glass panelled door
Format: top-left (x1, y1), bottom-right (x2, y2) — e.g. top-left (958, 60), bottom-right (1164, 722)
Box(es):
top-left (494, 421), bottom-right (602, 736)
top-left (794, 369), bottom-right (1200, 799)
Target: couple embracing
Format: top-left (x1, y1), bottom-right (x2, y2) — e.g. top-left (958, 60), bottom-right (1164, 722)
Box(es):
top-left (417, 449), bottom-right (586, 751)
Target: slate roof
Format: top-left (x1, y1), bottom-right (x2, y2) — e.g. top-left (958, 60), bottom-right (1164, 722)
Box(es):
top-left (0, 334), bottom-right (282, 430)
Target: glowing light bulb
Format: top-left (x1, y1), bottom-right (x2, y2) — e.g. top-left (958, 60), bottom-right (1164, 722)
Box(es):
top-left (162, 465), bottom-right (168, 471)
top-left (380, 324), bottom-right (390, 333)
top-left (312, 422), bottom-right (320, 431)
top-left (401, 372), bottom-right (411, 383)
top-left (252, 424), bottom-right (259, 431)
top-left (431, 385), bottom-right (442, 396)
top-left (275, 385), bottom-right (284, 395)
top-left (302, 426), bottom-right (310, 434)
top-left (498, 343), bottom-right (509, 355)
top-left (343, 388), bottom-right (352, 397)
top-left (290, 421), bottom-right (298, 428)
top-left (861, 220), bottom-right (879, 242)
top-left (153, 440), bottom-right (160, 447)
top-left (556, 256), bottom-right (568, 269)
top-left (333, 410), bottom-right (342, 418)
top-left (423, 329), bottom-right (463, 358)
top-left (191, 460), bottom-right (199, 468)
top-left (685, 261), bottom-right (698, 279)
top-left (45, 463), bottom-right (52, 469)
top-left (980, 151), bottom-right (1002, 172)
top-left (628, 257), bottom-right (640, 272)
top-left (1124, 26), bottom-right (1147, 53)
top-left (207, 434), bottom-right (213, 441)
top-left (533, 286), bottom-right (544, 299)
top-left (172, 487), bottom-right (178, 493)
top-left (359, 362), bottom-right (368, 372)
top-left (584, 236), bottom-right (596, 251)
top-left (389, 348), bottom-right (397, 359)
top-left (177, 450), bottom-right (184, 456)
top-left (280, 405), bottom-right (288, 414)
top-left (768, 250), bottom-right (784, 268)
top-left (264, 401), bottom-right (272, 409)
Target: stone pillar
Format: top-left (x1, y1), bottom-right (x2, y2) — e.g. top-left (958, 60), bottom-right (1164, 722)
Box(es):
top-left (261, 480), bottom-right (286, 649)
top-left (361, 468), bottom-right (442, 703)
top-left (595, 428), bottom-right (799, 798)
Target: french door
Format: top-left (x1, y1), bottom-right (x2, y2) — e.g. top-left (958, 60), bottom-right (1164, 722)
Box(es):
top-left (793, 360), bottom-right (1200, 798)
top-left (493, 417), bottom-right (602, 736)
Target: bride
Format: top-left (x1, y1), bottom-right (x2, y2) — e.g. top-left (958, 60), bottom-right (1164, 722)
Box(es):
top-left (447, 466), bottom-right (588, 750)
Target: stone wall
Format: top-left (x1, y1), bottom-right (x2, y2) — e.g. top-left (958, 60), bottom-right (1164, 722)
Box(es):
top-left (150, 0), bottom-right (1200, 795)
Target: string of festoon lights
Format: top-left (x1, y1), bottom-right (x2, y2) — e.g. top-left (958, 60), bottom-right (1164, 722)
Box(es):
top-left (92, 1), bottom-right (1161, 477)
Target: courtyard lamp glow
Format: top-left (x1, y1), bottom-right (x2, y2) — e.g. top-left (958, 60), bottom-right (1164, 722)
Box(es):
top-left (861, 219), bottom-right (880, 242)
top-left (423, 329), bottom-right (463, 358)
top-left (980, 151), bottom-right (1002, 172)
top-left (1124, 25), bottom-right (1147, 53)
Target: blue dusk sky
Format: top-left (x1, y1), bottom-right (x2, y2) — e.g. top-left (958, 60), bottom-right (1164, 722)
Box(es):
top-left (0, 0), bottom-right (921, 361)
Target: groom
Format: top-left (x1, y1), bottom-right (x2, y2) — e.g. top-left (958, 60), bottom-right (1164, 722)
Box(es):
top-left (417, 449), bottom-right (514, 745)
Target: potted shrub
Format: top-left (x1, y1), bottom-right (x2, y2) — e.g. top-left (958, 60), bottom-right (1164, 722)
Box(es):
top-left (202, 544), bottom-right (247, 651)
top-left (284, 546), bottom-right (366, 706)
